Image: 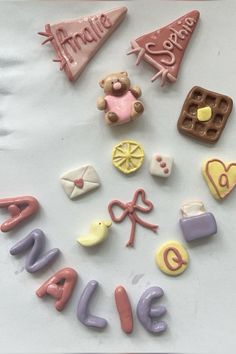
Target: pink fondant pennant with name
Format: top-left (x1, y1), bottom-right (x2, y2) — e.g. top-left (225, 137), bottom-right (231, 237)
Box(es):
top-left (127, 10), bottom-right (200, 86)
top-left (39, 7), bottom-right (127, 81)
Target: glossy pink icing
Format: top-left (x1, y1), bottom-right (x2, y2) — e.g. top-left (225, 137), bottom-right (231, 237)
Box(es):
top-left (36, 267), bottom-right (78, 311)
top-left (0, 196), bottom-right (39, 232)
top-left (39, 7), bottom-right (127, 81)
top-left (127, 10), bottom-right (200, 86)
top-left (105, 91), bottom-right (136, 123)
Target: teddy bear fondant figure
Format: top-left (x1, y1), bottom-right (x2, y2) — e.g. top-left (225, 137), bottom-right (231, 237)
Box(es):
top-left (97, 71), bottom-right (144, 126)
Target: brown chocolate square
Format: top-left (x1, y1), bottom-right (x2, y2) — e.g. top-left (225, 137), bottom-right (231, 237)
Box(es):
top-left (177, 86), bottom-right (233, 143)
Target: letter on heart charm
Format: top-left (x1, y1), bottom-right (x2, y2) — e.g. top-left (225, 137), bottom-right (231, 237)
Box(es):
top-left (202, 159), bottom-right (236, 199)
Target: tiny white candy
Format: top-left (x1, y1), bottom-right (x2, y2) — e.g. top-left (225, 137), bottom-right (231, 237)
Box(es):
top-left (149, 154), bottom-right (173, 177)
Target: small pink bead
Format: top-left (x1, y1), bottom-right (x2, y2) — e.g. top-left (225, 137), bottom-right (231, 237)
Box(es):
top-left (160, 162), bottom-right (166, 168)
top-left (156, 155), bottom-right (162, 162)
top-left (164, 168), bottom-right (169, 174)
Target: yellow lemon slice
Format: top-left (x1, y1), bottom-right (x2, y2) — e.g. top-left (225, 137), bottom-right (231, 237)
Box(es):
top-left (112, 140), bottom-right (144, 174)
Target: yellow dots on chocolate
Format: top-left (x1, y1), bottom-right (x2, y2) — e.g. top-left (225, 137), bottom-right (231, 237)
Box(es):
top-left (197, 106), bottom-right (212, 122)
top-left (155, 240), bottom-right (189, 276)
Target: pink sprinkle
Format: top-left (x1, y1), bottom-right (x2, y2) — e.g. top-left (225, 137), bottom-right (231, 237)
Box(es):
top-left (164, 168), bottom-right (169, 174)
top-left (74, 178), bottom-right (84, 188)
top-left (156, 155), bottom-right (162, 162)
top-left (160, 162), bottom-right (166, 168)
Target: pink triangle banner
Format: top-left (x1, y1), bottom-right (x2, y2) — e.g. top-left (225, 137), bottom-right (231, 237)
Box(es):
top-left (128, 10), bottom-right (200, 86)
top-left (39, 7), bottom-right (127, 81)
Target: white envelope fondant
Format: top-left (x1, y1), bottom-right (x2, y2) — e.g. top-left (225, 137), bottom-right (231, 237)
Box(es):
top-left (60, 165), bottom-right (100, 199)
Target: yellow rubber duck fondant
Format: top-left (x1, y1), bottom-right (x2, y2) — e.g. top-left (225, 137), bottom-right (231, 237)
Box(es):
top-left (77, 220), bottom-right (112, 247)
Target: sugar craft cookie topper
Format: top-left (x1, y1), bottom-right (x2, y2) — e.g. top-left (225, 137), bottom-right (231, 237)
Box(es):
top-left (179, 201), bottom-right (217, 242)
top-left (155, 241), bottom-right (189, 276)
top-left (97, 71), bottom-right (144, 126)
top-left (137, 286), bottom-right (167, 333)
top-left (112, 140), bottom-right (144, 174)
top-left (39, 7), bottom-right (127, 81)
top-left (202, 158), bottom-right (236, 200)
top-left (60, 165), bottom-right (100, 200)
top-left (108, 188), bottom-right (158, 247)
top-left (150, 154), bottom-right (173, 177)
top-left (177, 86), bottom-right (233, 143)
top-left (77, 280), bottom-right (107, 329)
top-left (36, 267), bottom-right (78, 312)
top-left (77, 220), bottom-right (112, 247)
top-left (0, 196), bottom-right (39, 232)
top-left (10, 228), bottom-right (60, 273)
top-left (115, 286), bottom-right (133, 334)
top-left (128, 10), bottom-right (200, 86)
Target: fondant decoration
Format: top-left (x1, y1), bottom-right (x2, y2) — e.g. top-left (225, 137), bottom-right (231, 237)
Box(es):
top-left (36, 267), bottom-right (77, 311)
top-left (112, 140), bottom-right (144, 174)
top-left (137, 287), bottom-right (167, 334)
top-left (197, 106), bottom-right (212, 122)
top-left (202, 158), bottom-right (236, 200)
top-left (127, 10), bottom-right (200, 86)
top-left (39, 7), bottom-right (128, 81)
top-left (0, 196), bottom-right (39, 232)
top-left (149, 154), bottom-right (173, 177)
top-left (97, 71), bottom-right (144, 126)
top-left (10, 229), bottom-right (60, 273)
top-left (60, 165), bottom-right (100, 199)
top-left (108, 188), bottom-right (158, 247)
top-left (77, 220), bottom-right (112, 247)
top-left (114, 286), bottom-right (133, 334)
top-left (177, 86), bottom-right (233, 143)
top-left (155, 240), bottom-right (189, 276)
top-left (179, 201), bottom-right (217, 242)
top-left (77, 280), bottom-right (107, 329)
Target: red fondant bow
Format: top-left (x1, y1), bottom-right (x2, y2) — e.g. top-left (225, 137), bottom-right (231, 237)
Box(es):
top-left (108, 188), bottom-right (158, 247)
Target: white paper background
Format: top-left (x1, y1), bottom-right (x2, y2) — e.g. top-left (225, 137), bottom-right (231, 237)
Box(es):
top-left (0, 0), bottom-right (235, 353)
